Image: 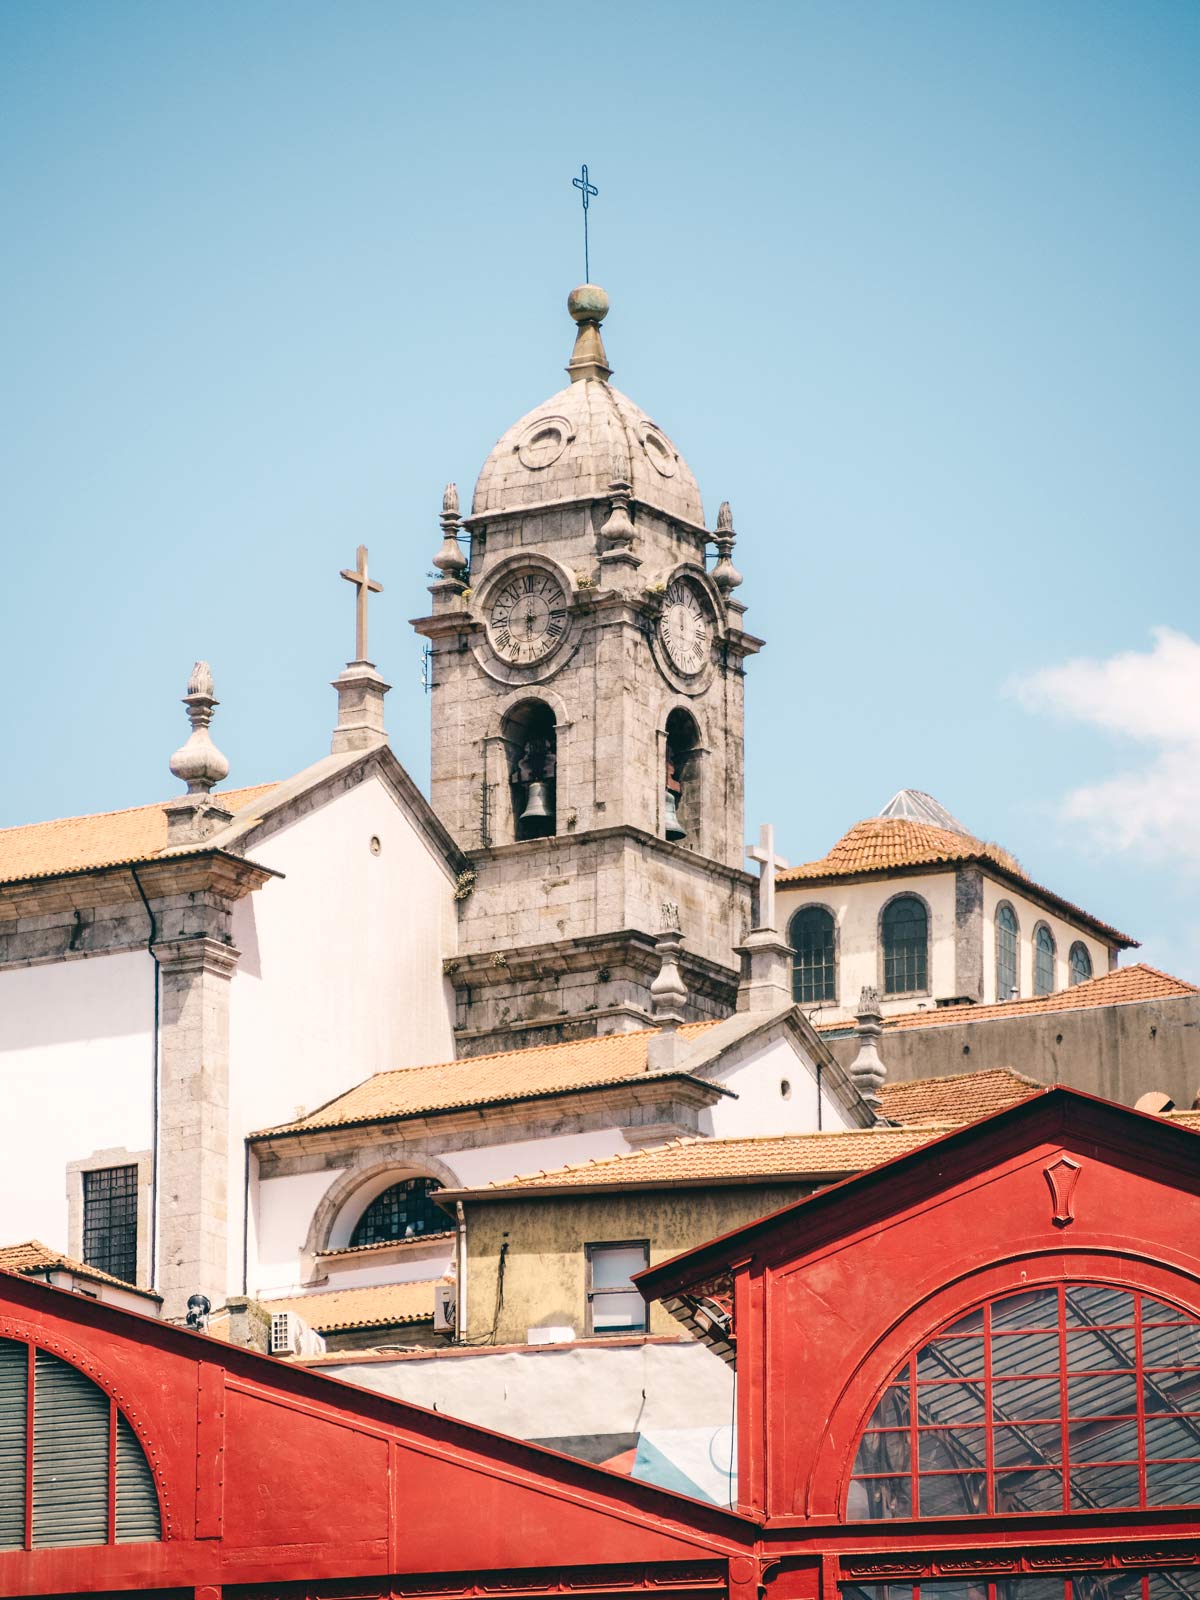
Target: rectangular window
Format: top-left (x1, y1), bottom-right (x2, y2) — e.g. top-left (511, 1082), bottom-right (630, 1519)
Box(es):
top-left (585, 1240), bottom-right (649, 1335)
top-left (82, 1165), bottom-right (138, 1285)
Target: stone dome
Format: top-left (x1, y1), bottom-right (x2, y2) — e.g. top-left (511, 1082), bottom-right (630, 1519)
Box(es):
top-left (470, 288), bottom-right (705, 528)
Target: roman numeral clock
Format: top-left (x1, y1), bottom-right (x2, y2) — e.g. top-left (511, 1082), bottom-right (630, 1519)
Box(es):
top-left (487, 568), bottom-right (569, 667)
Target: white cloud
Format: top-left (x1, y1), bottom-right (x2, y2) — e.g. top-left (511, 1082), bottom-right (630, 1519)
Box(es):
top-left (1016, 627), bottom-right (1200, 866)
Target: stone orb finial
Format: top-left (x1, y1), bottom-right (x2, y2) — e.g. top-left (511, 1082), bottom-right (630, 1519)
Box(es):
top-left (567, 284), bottom-right (609, 325)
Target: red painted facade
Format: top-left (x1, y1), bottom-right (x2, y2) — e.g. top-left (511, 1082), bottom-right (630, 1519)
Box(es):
top-left (4, 1089), bottom-right (1200, 1600)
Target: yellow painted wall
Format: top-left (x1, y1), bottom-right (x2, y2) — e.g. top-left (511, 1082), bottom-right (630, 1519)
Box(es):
top-left (463, 1185), bottom-right (811, 1344)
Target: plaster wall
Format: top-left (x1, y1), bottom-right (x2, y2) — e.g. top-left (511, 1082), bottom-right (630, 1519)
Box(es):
top-left (315, 1336), bottom-right (733, 1444)
top-left (778, 872), bottom-right (958, 1021)
top-left (227, 772), bottom-right (458, 1295)
top-left (462, 1186), bottom-right (811, 1345)
top-left (701, 1036), bottom-right (852, 1138)
top-left (825, 993), bottom-right (1200, 1108)
top-left (979, 875), bottom-right (1112, 1004)
top-left (0, 951), bottom-right (153, 1251)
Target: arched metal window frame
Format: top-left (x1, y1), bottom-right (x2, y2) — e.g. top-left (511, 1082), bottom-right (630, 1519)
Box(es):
top-left (1070, 940), bottom-right (1094, 986)
top-left (878, 891), bottom-right (931, 998)
top-left (995, 900), bottom-right (1021, 1001)
top-left (789, 902), bottom-right (839, 1006)
top-left (348, 1175), bottom-right (452, 1249)
top-left (0, 1317), bottom-right (164, 1549)
top-left (832, 1254), bottom-right (1200, 1526)
top-left (1033, 921), bottom-right (1057, 997)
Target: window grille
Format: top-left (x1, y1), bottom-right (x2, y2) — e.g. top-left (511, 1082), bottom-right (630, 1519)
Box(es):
top-left (847, 1282), bottom-right (1200, 1520)
top-left (790, 906), bottom-right (837, 1004)
top-left (1034, 925), bottom-right (1057, 996)
top-left (585, 1241), bottom-right (650, 1335)
top-left (996, 904), bottom-right (1020, 1000)
top-left (349, 1177), bottom-right (449, 1247)
top-left (1070, 942), bottom-right (1094, 986)
top-left (82, 1164), bottom-right (138, 1285)
top-left (0, 1337), bottom-right (159, 1550)
top-left (882, 897), bottom-right (928, 995)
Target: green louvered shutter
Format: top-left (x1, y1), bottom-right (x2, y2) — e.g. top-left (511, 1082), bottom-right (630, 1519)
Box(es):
top-left (31, 1350), bottom-right (108, 1547)
top-left (115, 1411), bottom-right (160, 1541)
top-left (0, 1340), bottom-right (27, 1549)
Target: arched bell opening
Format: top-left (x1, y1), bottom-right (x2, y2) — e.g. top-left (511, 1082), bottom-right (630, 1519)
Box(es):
top-left (663, 708), bottom-right (701, 846)
top-left (504, 699), bottom-right (557, 841)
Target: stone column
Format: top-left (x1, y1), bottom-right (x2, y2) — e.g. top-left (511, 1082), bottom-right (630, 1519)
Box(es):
top-left (153, 936), bottom-right (239, 1319)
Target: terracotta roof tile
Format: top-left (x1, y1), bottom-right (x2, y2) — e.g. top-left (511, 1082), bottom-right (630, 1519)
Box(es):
top-left (0, 1239), bottom-right (159, 1299)
top-left (864, 964), bottom-right (1197, 1034)
top-left (265, 1278), bottom-right (442, 1332)
top-left (0, 783), bottom-right (278, 885)
top-left (880, 1068), bottom-right (1043, 1123)
top-left (456, 1125), bottom-right (955, 1193)
top-left (254, 1020), bottom-right (724, 1136)
top-left (779, 817), bottom-right (1136, 946)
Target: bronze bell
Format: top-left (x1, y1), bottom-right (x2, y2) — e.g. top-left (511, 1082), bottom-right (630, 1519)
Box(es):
top-left (664, 788), bottom-right (686, 842)
top-left (520, 780), bottom-right (552, 826)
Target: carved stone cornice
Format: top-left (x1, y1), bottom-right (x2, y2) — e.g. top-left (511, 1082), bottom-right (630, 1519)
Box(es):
top-left (151, 935), bottom-right (241, 980)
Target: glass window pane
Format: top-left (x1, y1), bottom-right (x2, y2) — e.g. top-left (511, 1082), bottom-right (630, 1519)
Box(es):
top-left (1144, 1324), bottom-right (1200, 1367)
top-left (994, 1288), bottom-right (1059, 1332)
top-left (1070, 1418), bottom-right (1139, 1462)
top-left (790, 907), bottom-right (837, 1004)
top-left (589, 1244), bottom-right (647, 1289)
top-left (1070, 1574), bottom-right (1144, 1600)
top-left (882, 897), bottom-right (927, 994)
top-left (994, 1329), bottom-right (1062, 1375)
top-left (590, 1290), bottom-right (645, 1331)
top-left (848, 1475), bottom-right (911, 1519)
top-left (994, 1466), bottom-right (1064, 1512)
top-left (999, 1578), bottom-right (1066, 1600)
top-left (993, 1374), bottom-right (1062, 1421)
top-left (1067, 1326), bottom-right (1135, 1369)
top-left (917, 1471), bottom-right (985, 1515)
top-left (350, 1177), bottom-right (448, 1246)
top-left (1069, 1372), bottom-right (1137, 1418)
top-left (853, 1429), bottom-right (911, 1476)
top-left (919, 1426), bottom-right (985, 1470)
top-left (1145, 1415), bottom-right (1200, 1459)
top-left (1069, 943), bottom-right (1093, 986)
top-left (866, 1384), bottom-right (910, 1430)
top-left (993, 1422), bottom-right (1062, 1467)
top-left (1142, 1296), bottom-right (1198, 1325)
top-left (918, 1337), bottom-right (985, 1381)
top-left (1147, 1458), bottom-right (1200, 1504)
top-left (1071, 1461), bottom-right (1141, 1507)
top-left (1065, 1286), bottom-right (1134, 1326)
top-left (1145, 1374), bottom-right (1200, 1415)
top-left (915, 1382), bottom-right (985, 1424)
top-left (1149, 1573), bottom-right (1200, 1600)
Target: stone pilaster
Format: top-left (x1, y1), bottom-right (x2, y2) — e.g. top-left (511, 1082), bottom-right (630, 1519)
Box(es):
top-left (153, 935), bottom-right (239, 1319)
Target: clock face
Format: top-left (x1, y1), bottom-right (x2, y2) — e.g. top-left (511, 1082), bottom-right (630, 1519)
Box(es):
top-left (488, 569), bottom-right (569, 666)
top-left (659, 580), bottom-right (711, 676)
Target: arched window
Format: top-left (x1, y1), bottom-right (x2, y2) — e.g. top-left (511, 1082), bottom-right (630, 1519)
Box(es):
top-left (996, 903), bottom-right (1019, 999)
top-left (882, 896), bottom-right (928, 995)
top-left (504, 700), bottom-right (556, 841)
top-left (1034, 924), bottom-right (1056, 996)
top-left (663, 708), bottom-right (701, 845)
top-left (0, 1338), bottom-right (160, 1548)
top-left (847, 1282), bottom-right (1200, 1520)
top-left (790, 906), bottom-right (837, 1004)
top-left (1070, 941), bottom-right (1094, 986)
top-left (350, 1177), bottom-right (449, 1247)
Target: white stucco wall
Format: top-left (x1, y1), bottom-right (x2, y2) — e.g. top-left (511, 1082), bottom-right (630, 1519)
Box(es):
top-left (778, 871), bottom-right (958, 1021)
top-left (702, 1035), bottom-right (852, 1137)
top-left (980, 877), bottom-right (1111, 1004)
top-left (252, 1126), bottom-right (637, 1295)
top-left (0, 951), bottom-right (153, 1251)
top-left (227, 772), bottom-right (459, 1295)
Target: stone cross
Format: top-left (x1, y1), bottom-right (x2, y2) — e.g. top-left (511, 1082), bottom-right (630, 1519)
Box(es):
top-left (340, 544), bottom-right (383, 664)
top-left (746, 823), bottom-right (789, 933)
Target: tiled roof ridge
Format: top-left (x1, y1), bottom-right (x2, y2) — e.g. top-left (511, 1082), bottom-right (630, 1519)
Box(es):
top-left (370, 1017), bottom-right (719, 1083)
top-left (872, 963), bottom-right (1196, 1034)
top-left (489, 1122), bottom-right (964, 1188)
top-left (0, 781), bottom-right (277, 838)
top-left (1128, 962), bottom-right (1200, 993)
top-left (884, 1066), bottom-right (1044, 1093)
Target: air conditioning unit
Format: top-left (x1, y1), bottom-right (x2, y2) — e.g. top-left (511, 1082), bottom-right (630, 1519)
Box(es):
top-left (269, 1310), bottom-right (326, 1358)
top-left (434, 1283), bottom-right (456, 1333)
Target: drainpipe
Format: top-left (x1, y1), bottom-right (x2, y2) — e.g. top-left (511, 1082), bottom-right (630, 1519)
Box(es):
top-left (129, 866), bottom-right (159, 1290)
top-left (455, 1201), bottom-right (467, 1341)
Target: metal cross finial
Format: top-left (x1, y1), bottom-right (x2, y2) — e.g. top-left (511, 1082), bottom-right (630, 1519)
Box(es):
top-left (340, 544), bottom-right (383, 664)
top-left (572, 163), bottom-right (598, 283)
top-left (746, 823), bottom-right (790, 934)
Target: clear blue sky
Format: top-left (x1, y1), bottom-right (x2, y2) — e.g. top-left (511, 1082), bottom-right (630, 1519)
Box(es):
top-left (2, 2), bottom-right (1198, 973)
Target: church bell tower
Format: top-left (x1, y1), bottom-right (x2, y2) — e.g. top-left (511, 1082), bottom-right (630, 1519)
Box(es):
top-left (413, 286), bottom-right (762, 1055)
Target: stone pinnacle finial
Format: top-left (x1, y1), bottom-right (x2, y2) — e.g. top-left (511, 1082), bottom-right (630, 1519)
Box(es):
top-left (169, 661), bottom-right (230, 796)
top-left (433, 481), bottom-right (468, 579)
top-left (711, 501), bottom-right (743, 595)
top-left (647, 915), bottom-right (689, 1072)
top-left (566, 285), bottom-right (612, 384)
top-left (849, 985), bottom-right (887, 1118)
top-left (598, 458), bottom-right (638, 576)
